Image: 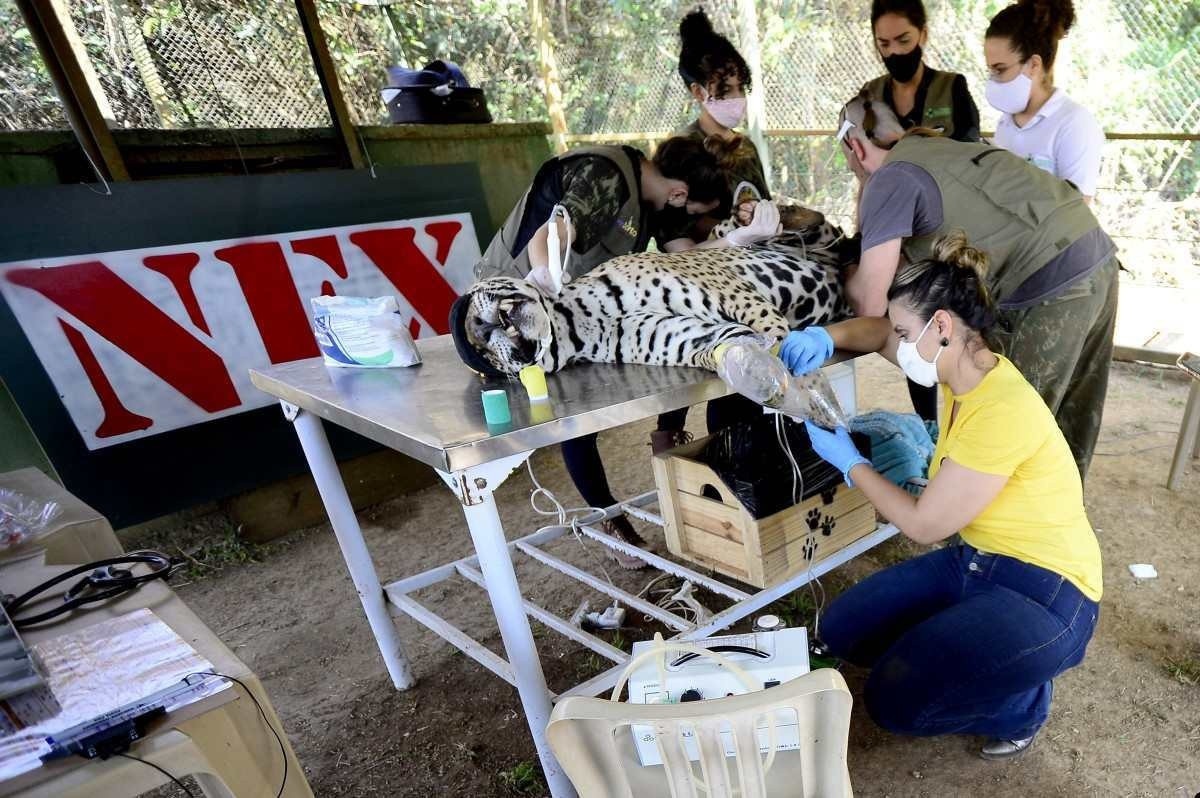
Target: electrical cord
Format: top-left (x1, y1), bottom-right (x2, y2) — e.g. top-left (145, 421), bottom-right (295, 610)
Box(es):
top-left (2, 551), bottom-right (183, 629)
top-left (190, 671), bottom-right (289, 798)
top-left (774, 414), bottom-right (827, 638)
top-left (99, 672), bottom-right (286, 798)
top-left (526, 460), bottom-right (716, 627)
top-left (116, 752), bottom-right (197, 798)
top-left (526, 460), bottom-right (619, 588)
top-left (635, 573), bottom-right (712, 625)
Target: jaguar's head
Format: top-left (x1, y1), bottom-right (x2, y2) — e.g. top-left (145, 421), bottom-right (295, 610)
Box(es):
top-left (768, 204), bottom-right (857, 268)
top-left (449, 277), bottom-right (554, 377)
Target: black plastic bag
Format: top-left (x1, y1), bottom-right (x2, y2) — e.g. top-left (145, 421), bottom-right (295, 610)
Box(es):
top-left (699, 416), bottom-right (871, 519)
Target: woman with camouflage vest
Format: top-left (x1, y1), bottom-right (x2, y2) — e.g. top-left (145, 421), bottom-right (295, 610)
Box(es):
top-left (862, 0), bottom-right (981, 143)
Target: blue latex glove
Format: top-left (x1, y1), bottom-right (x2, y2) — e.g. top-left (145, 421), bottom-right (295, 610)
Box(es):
top-left (779, 327), bottom-right (834, 375)
top-left (804, 422), bottom-right (871, 487)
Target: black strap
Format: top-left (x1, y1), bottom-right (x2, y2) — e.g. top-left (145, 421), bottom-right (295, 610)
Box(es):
top-left (971, 148), bottom-right (1005, 165)
top-left (670, 645), bottom-right (770, 667)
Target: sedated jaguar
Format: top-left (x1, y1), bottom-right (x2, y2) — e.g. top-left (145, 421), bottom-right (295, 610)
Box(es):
top-left (449, 202), bottom-right (859, 378)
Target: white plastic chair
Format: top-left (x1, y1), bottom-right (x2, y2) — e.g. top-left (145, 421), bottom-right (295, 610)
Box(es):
top-left (548, 666), bottom-right (854, 798)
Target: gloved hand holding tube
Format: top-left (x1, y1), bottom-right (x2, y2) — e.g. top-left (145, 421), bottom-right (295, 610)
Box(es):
top-left (779, 327), bottom-right (834, 375)
top-left (804, 421), bottom-right (872, 487)
top-left (725, 200), bottom-right (782, 247)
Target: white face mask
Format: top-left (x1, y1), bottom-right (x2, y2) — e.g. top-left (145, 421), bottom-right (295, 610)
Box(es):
top-left (702, 91), bottom-right (747, 129)
top-left (985, 69), bottom-right (1033, 115)
top-left (896, 316), bottom-right (946, 387)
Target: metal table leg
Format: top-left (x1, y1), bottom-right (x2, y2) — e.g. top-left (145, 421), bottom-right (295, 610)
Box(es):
top-left (437, 453), bottom-right (575, 798)
top-left (284, 403), bottom-right (415, 689)
top-left (1168, 380), bottom-right (1200, 491)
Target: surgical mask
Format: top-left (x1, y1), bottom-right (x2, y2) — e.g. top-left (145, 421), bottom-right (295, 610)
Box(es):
top-left (985, 69), bottom-right (1033, 115)
top-left (702, 92), bottom-right (747, 129)
top-left (896, 316), bottom-right (946, 387)
top-left (882, 45), bottom-right (923, 83)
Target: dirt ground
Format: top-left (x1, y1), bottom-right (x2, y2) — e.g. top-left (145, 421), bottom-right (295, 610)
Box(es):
top-left (127, 355), bottom-right (1200, 797)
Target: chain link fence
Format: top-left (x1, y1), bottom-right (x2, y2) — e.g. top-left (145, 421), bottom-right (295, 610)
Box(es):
top-left (0, 0), bottom-right (1195, 285)
top-left (0, 1), bottom-right (67, 130)
top-left (315, 0), bottom-right (542, 126)
top-left (545, 0), bottom-right (1199, 288)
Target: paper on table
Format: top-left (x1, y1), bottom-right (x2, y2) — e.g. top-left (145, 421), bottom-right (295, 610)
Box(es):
top-left (0, 608), bottom-right (230, 780)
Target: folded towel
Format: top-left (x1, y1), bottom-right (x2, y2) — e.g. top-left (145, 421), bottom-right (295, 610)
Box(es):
top-left (849, 410), bottom-right (936, 489)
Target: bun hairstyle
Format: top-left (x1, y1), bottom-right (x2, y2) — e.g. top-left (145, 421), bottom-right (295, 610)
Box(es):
top-left (870, 0), bottom-right (927, 30)
top-left (702, 130), bottom-right (756, 173)
top-left (652, 135), bottom-right (728, 203)
top-left (678, 8), bottom-right (752, 97)
top-left (986, 0), bottom-right (1076, 73)
top-left (887, 230), bottom-right (997, 335)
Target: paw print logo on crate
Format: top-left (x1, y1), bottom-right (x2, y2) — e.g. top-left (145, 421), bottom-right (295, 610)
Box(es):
top-left (802, 535), bottom-right (819, 562)
top-left (805, 508), bottom-right (822, 531)
top-left (805, 507), bottom-right (837, 537)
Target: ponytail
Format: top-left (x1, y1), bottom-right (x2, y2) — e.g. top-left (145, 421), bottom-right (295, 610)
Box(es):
top-left (986, 0), bottom-right (1076, 72)
top-left (887, 231), bottom-right (997, 334)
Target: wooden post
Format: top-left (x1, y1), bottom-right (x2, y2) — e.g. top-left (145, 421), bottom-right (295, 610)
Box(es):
top-left (293, 0), bottom-right (366, 169)
top-left (112, 0), bottom-right (179, 128)
top-left (529, 0), bottom-right (569, 154)
top-left (16, 0), bottom-right (130, 181)
top-left (737, 0), bottom-right (772, 186)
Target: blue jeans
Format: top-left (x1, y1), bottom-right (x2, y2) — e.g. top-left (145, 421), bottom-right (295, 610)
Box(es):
top-left (820, 543), bottom-right (1099, 740)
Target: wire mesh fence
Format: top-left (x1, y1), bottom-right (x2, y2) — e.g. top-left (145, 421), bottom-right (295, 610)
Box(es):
top-left (314, 0), bottom-right (542, 126)
top-left (542, 0), bottom-right (1198, 288)
top-left (0, 1), bottom-right (1194, 285)
top-left (0, 1), bottom-right (67, 131)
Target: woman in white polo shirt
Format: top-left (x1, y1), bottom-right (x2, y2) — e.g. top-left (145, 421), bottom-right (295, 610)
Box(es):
top-left (984, 0), bottom-right (1104, 202)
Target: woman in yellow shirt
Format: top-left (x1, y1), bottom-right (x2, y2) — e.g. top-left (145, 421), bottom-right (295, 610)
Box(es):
top-left (780, 231), bottom-right (1101, 759)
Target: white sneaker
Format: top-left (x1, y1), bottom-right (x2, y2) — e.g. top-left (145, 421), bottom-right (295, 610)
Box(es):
top-left (980, 732), bottom-right (1038, 760)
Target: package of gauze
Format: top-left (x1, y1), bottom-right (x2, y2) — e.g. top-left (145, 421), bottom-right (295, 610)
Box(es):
top-left (311, 296), bottom-right (421, 368)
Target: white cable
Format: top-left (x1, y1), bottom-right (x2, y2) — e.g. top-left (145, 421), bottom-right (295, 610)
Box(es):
top-left (611, 633), bottom-right (781, 784)
top-left (77, 143), bottom-right (113, 197)
top-left (525, 460), bottom-right (618, 589)
top-left (774, 417), bottom-right (826, 636)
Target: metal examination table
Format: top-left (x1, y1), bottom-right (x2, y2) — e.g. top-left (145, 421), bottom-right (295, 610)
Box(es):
top-left (250, 335), bottom-right (898, 797)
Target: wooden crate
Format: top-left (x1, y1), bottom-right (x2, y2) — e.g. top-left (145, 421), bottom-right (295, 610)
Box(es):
top-left (651, 436), bottom-right (877, 588)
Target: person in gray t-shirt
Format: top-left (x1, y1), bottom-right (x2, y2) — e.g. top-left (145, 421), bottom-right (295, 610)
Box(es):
top-left (819, 92), bottom-right (1118, 479)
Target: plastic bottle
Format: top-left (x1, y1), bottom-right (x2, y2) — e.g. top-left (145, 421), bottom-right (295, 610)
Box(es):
top-left (714, 337), bottom-right (847, 429)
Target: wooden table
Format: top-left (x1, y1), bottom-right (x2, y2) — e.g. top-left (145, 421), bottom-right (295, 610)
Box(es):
top-left (0, 552), bottom-right (313, 797)
top-left (0, 469), bottom-right (122, 565)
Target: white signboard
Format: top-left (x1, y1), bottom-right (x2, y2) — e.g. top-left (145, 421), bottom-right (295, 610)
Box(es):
top-left (0, 214), bottom-right (480, 450)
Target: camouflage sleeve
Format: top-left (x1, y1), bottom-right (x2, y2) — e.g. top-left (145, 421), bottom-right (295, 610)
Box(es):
top-left (558, 156), bottom-right (630, 253)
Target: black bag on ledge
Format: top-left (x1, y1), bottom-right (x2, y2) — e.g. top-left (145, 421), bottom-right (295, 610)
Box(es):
top-left (701, 416), bottom-right (872, 520)
top-left (382, 60), bottom-right (492, 124)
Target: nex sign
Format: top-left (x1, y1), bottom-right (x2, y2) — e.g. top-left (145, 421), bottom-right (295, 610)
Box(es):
top-left (0, 214), bottom-right (480, 450)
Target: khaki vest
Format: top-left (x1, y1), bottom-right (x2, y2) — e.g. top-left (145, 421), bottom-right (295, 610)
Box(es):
top-left (885, 136), bottom-right (1099, 301)
top-left (864, 69), bottom-right (958, 138)
top-left (474, 146), bottom-right (647, 281)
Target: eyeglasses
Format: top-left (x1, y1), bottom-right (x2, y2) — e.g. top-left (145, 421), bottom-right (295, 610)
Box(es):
top-left (835, 118), bottom-right (856, 143)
